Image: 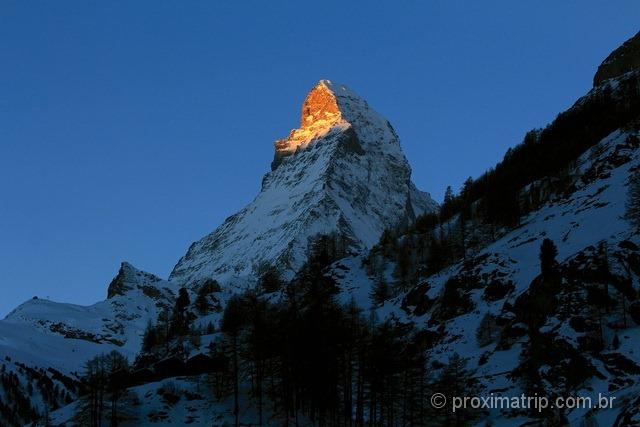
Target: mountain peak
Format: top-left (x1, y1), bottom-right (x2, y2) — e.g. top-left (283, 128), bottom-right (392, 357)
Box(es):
top-left (301, 80), bottom-right (342, 127)
top-left (272, 80), bottom-right (373, 170)
top-left (107, 261), bottom-right (163, 299)
top-left (273, 80), bottom-right (345, 169)
top-left (171, 80), bottom-right (436, 286)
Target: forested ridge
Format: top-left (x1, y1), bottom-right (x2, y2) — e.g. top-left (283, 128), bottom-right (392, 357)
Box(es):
top-left (62, 68), bottom-right (640, 427)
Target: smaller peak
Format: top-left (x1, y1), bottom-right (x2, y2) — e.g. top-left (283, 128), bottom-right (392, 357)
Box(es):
top-left (107, 261), bottom-right (162, 299)
top-left (120, 261), bottom-right (137, 271)
top-left (107, 262), bottom-right (138, 298)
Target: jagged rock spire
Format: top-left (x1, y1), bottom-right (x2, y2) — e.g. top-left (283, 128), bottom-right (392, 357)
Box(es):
top-left (273, 80), bottom-right (343, 169)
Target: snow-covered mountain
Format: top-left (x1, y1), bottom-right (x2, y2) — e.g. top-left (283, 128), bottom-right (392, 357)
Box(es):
top-left (2, 262), bottom-right (175, 368)
top-left (0, 79), bottom-right (436, 426)
top-left (169, 80), bottom-right (436, 287)
top-left (0, 263), bottom-right (178, 424)
top-left (1, 32), bottom-right (640, 426)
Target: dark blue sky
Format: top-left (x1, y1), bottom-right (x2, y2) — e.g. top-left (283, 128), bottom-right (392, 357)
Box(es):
top-left (1, 1), bottom-right (638, 316)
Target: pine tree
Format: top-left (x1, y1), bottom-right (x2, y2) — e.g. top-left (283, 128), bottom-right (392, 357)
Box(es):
top-left (141, 321), bottom-right (158, 352)
top-left (394, 237), bottom-right (414, 288)
top-left (444, 186), bottom-right (454, 205)
top-left (194, 279), bottom-right (221, 315)
top-left (194, 289), bottom-right (210, 315)
top-left (371, 280), bottom-right (391, 307)
top-left (106, 351), bottom-right (129, 427)
top-left (626, 171), bottom-right (640, 229)
top-left (612, 334), bottom-right (621, 350)
top-left (598, 242), bottom-right (611, 313)
top-left (158, 308), bottom-right (171, 354)
top-left (79, 354), bottom-right (107, 426)
top-left (434, 353), bottom-right (480, 426)
top-left (220, 296), bottom-right (246, 427)
top-left (243, 292), bottom-right (270, 426)
top-left (539, 238), bottom-right (558, 277)
top-left (171, 288), bottom-right (191, 336)
top-left (259, 266), bottom-right (282, 294)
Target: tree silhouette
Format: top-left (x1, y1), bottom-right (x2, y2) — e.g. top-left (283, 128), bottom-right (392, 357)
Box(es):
top-left (626, 171), bottom-right (640, 229)
top-left (220, 295), bottom-right (246, 427)
top-left (539, 238), bottom-right (558, 277)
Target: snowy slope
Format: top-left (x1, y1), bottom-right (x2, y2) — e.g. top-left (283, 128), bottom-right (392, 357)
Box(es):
top-left (170, 80), bottom-right (437, 288)
top-left (1, 262), bottom-right (177, 373)
top-left (329, 127), bottom-right (640, 426)
top-left (49, 374), bottom-right (292, 426)
top-left (0, 263), bottom-right (178, 425)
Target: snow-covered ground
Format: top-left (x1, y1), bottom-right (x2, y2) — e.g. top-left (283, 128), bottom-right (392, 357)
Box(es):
top-left (328, 128), bottom-right (640, 425)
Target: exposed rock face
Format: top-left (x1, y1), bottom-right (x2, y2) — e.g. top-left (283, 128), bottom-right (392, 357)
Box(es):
top-left (170, 80), bottom-right (437, 287)
top-left (107, 261), bottom-right (164, 298)
top-left (273, 81), bottom-right (343, 169)
top-left (594, 31), bottom-right (640, 86)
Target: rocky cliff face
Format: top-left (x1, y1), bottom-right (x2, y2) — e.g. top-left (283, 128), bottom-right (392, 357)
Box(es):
top-left (170, 80), bottom-right (436, 287)
top-left (107, 262), bottom-right (165, 299)
top-left (272, 80), bottom-right (343, 169)
top-left (594, 31), bottom-right (640, 86)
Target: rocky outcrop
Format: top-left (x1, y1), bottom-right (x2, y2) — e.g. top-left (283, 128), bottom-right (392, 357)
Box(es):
top-left (273, 80), bottom-right (343, 169)
top-left (594, 31), bottom-right (640, 86)
top-left (107, 261), bottom-right (164, 298)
